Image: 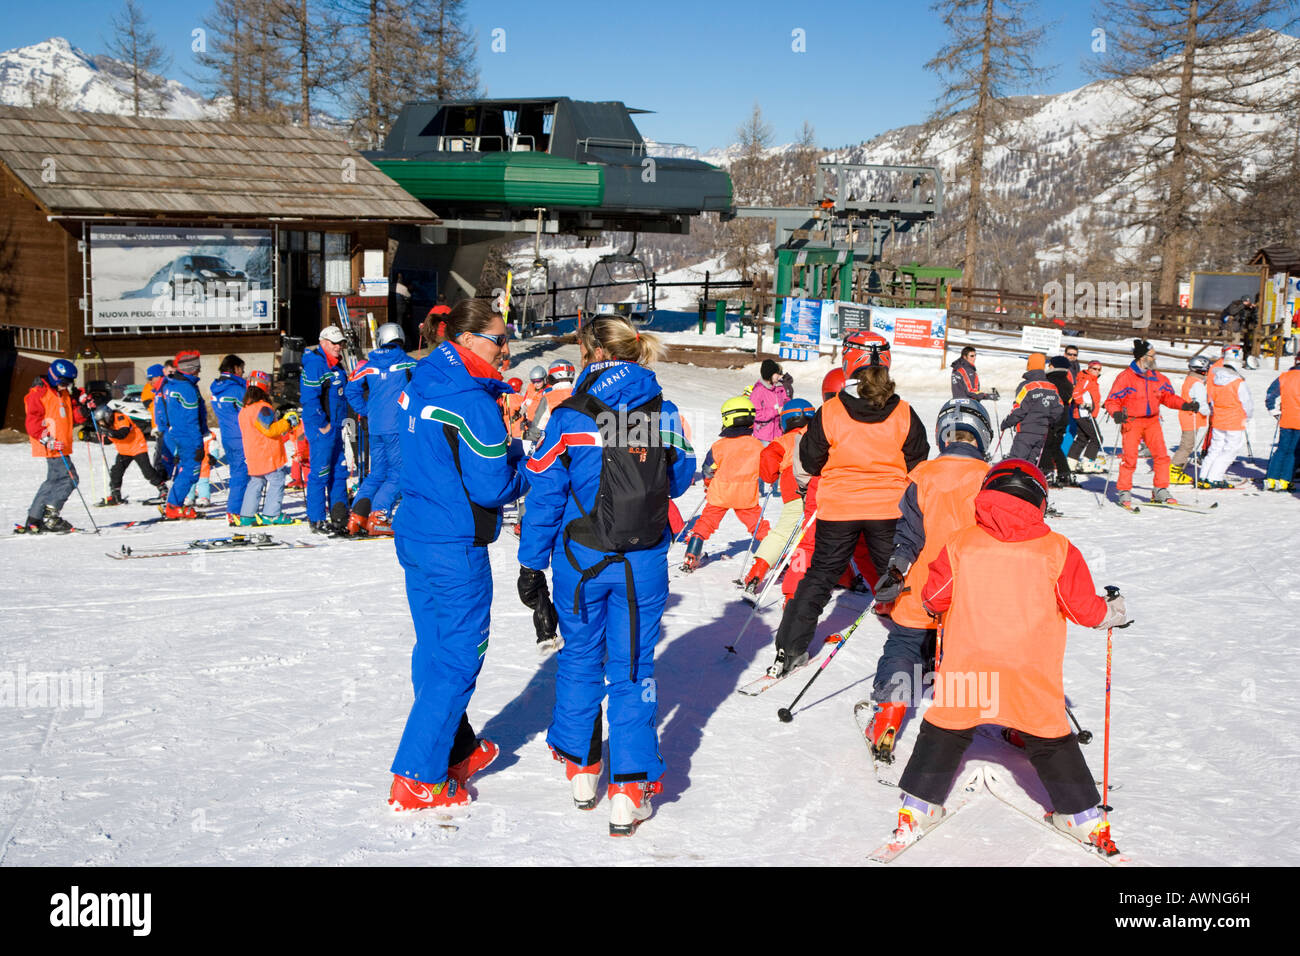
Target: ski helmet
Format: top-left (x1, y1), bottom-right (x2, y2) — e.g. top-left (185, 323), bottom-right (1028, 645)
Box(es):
top-left (935, 398), bottom-right (994, 454)
top-left (780, 398), bottom-right (815, 433)
top-left (46, 358), bottom-right (77, 387)
top-left (842, 330), bottom-right (891, 375)
top-left (821, 367), bottom-right (847, 401)
top-left (1221, 344), bottom-right (1243, 363)
top-left (1187, 355), bottom-right (1211, 374)
top-left (721, 395), bottom-right (756, 429)
top-left (547, 359), bottom-right (575, 384)
top-left (529, 365), bottom-right (547, 383)
top-left (981, 458), bottom-right (1049, 512)
top-left (507, 377), bottom-right (524, 393)
top-left (247, 370), bottom-right (272, 391)
top-left (93, 404), bottom-right (114, 426)
top-left (376, 322), bottom-right (405, 348)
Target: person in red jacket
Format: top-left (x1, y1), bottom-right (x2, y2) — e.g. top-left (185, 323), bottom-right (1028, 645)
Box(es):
top-left (1102, 339), bottom-right (1199, 508)
top-left (22, 359), bottom-right (90, 533)
top-left (887, 459), bottom-right (1128, 853)
top-left (681, 395), bottom-right (770, 571)
top-left (1067, 359), bottom-right (1106, 474)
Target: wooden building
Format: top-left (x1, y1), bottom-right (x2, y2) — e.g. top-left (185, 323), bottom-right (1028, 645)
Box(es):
top-left (0, 105), bottom-right (435, 429)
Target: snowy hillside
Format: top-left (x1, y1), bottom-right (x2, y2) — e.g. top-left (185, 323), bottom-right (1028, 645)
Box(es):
top-left (2, 338), bottom-right (1297, 866)
top-left (0, 38), bottom-right (213, 117)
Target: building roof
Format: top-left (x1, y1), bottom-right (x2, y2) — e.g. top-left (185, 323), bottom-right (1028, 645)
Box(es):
top-left (0, 105), bottom-right (435, 221)
top-left (1250, 245), bottom-right (1300, 275)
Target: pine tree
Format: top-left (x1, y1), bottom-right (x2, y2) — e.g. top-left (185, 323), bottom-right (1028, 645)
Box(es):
top-left (919, 0), bottom-right (1049, 289)
top-left (1088, 1), bottom-right (1294, 301)
top-left (105, 0), bottom-right (172, 116)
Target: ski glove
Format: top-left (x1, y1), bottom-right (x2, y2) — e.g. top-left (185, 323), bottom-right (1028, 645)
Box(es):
top-left (1097, 593), bottom-right (1127, 630)
top-left (283, 410), bottom-right (301, 429)
top-left (1181, 400), bottom-right (1200, 413)
top-left (988, 388), bottom-right (1000, 401)
top-left (517, 567), bottom-right (558, 640)
top-left (872, 565), bottom-right (907, 606)
top-left (40, 437), bottom-right (63, 452)
top-left (1111, 409), bottom-right (1128, 424)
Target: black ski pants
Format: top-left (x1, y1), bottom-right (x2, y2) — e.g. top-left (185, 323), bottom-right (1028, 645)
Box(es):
top-left (110, 452), bottom-right (165, 493)
top-left (1039, 424), bottom-right (1071, 479)
top-left (899, 720), bottom-right (1100, 815)
top-left (1068, 417), bottom-right (1103, 461)
top-left (774, 517), bottom-right (895, 659)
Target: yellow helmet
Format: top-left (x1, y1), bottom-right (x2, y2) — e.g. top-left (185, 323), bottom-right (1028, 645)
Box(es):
top-left (743, 383), bottom-right (755, 395)
top-left (721, 395), bottom-right (756, 429)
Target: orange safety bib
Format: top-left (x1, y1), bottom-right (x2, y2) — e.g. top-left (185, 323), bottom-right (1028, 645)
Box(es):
top-left (816, 397), bottom-right (911, 520)
top-left (29, 386), bottom-right (73, 458)
top-left (706, 434), bottom-right (763, 509)
top-left (924, 525), bottom-right (1072, 739)
top-left (1179, 375), bottom-right (1208, 431)
top-left (891, 455), bottom-right (989, 630)
top-left (1207, 376), bottom-right (1246, 431)
top-left (239, 401), bottom-right (288, 476)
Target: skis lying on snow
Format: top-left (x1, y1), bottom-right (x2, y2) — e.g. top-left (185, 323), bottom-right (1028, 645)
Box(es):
top-left (1143, 500), bottom-right (1218, 514)
top-left (736, 655), bottom-right (811, 696)
top-left (107, 533), bottom-right (319, 559)
top-left (867, 766), bottom-right (1130, 865)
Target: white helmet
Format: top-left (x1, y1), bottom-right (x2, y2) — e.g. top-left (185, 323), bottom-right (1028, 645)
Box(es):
top-left (376, 323), bottom-right (405, 348)
top-left (935, 398), bottom-right (994, 454)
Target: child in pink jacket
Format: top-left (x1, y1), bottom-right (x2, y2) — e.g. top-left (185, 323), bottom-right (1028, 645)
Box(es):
top-left (751, 359), bottom-right (790, 443)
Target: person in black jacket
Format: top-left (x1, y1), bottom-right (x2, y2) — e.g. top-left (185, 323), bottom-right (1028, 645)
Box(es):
top-left (949, 347), bottom-right (998, 403)
top-left (1040, 356), bottom-right (1076, 486)
top-left (1001, 353), bottom-right (1065, 466)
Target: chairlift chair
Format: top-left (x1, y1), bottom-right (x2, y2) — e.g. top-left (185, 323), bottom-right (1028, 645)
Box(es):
top-left (582, 251), bottom-right (655, 326)
top-left (517, 256), bottom-right (551, 338)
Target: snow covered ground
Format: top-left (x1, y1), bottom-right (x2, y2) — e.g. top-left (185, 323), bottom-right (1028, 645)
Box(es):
top-left (2, 338), bottom-right (1297, 866)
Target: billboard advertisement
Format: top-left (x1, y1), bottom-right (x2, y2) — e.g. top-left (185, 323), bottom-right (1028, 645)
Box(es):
top-left (90, 226), bottom-right (275, 330)
top-left (779, 298), bottom-right (827, 360)
top-left (868, 307), bottom-right (947, 351)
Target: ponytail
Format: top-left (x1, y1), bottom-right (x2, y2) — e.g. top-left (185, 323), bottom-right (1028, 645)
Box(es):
top-left (422, 298), bottom-right (501, 346)
top-left (577, 315), bottom-right (665, 367)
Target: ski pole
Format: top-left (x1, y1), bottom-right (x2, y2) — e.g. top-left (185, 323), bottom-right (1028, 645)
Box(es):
top-left (1099, 421), bottom-right (1122, 506)
top-left (739, 484), bottom-right (776, 577)
top-left (1100, 585), bottom-right (1132, 834)
top-left (776, 597), bottom-right (879, 722)
top-left (990, 398), bottom-right (1003, 459)
top-left (1190, 425), bottom-right (1203, 504)
top-left (58, 450), bottom-right (100, 534)
top-left (725, 507), bottom-right (817, 655)
top-left (673, 495), bottom-right (706, 544)
top-left (1066, 702), bottom-right (1092, 745)
top-left (88, 408), bottom-right (114, 490)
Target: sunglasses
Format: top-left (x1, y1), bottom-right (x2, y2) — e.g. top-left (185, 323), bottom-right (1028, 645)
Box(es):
top-left (466, 331), bottom-right (508, 347)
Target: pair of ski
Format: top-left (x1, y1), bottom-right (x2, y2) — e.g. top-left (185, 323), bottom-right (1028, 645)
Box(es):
top-left (865, 764), bottom-right (1130, 866)
top-left (1116, 499), bottom-right (1218, 515)
top-left (108, 533), bottom-right (319, 560)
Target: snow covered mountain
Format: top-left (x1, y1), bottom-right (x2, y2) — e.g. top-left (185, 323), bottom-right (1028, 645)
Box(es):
top-left (0, 37), bottom-right (213, 118)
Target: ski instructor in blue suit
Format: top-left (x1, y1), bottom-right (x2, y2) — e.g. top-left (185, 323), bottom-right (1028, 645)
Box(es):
top-left (518, 314), bottom-right (695, 837)
top-left (387, 298), bottom-right (525, 812)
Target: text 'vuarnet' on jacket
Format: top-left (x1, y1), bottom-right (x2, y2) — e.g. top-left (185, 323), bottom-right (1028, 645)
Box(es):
top-left (395, 342), bottom-right (525, 546)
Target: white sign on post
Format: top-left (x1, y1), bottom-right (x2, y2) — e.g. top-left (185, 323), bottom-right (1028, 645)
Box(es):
top-left (1020, 325), bottom-right (1063, 355)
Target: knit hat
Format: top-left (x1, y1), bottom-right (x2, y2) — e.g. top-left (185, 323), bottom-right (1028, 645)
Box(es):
top-left (174, 350), bottom-right (201, 375)
top-left (1026, 353), bottom-right (1046, 371)
top-left (760, 359), bottom-right (781, 382)
top-left (1048, 355), bottom-right (1071, 370)
top-left (1133, 338), bottom-right (1152, 360)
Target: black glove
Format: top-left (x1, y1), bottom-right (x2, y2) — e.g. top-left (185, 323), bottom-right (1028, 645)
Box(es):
top-left (518, 567), bottom-right (558, 641)
top-left (873, 565), bottom-right (907, 606)
top-left (1112, 409), bottom-right (1128, 424)
top-left (989, 388), bottom-right (1000, 401)
top-left (1181, 400), bottom-right (1199, 413)
top-left (193, 447), bottom-right (205, 462)
top-left (999, 417), bottom-right (1012, 432)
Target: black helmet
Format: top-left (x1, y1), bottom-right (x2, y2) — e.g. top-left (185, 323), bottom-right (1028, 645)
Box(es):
top-left (982, 458), bottom-right (1049, 511)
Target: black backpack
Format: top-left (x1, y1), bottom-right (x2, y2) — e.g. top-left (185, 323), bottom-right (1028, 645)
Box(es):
top-left (557, 375), bottom-right (674, 681)
top-left (558, 384), bottom-right (670, 554)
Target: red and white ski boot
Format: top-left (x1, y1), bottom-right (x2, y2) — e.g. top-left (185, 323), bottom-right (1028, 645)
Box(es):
top-left (864, 701), bottom-right (907, 762)
top-left (388, 774), bottom-right (469, 811)
top-left (551, 747), bottom-right (601, 810)
top-left (448, 739), bottom-right (499, 788)
top-left (608, 779), bottom-right (662, 836)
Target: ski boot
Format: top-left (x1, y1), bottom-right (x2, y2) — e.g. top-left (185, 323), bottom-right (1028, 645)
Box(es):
top-left (40, 507), bottom-right (74, 533)
top-left (448, 739), bottom-right (499, 789)
top-left (864, 701), bottom-right (907, 762)
top-left (256, 513), bottom-right (295, 526)
top-left (892, 794), bottom-right (946, 846)
top-left (1116, 490), bottom-right (1136, 511)
top-left (195, 496), bottom-right (211, 508)
top-left (345, 511), bottom-right (368, 537)
top-left (680, 534), bottom-right (704, 572)
top-left (234, 515), bottom-right (258, 527)
top-left (387, 774), bottom-right (469, 811)
top-left (608, 779), bottom-right (662, 836)
top-left (1048, 807), bottom-right (1120, 856)
top-left (365, 511), bottom-right (394, 537)
top-left (162, 504), bottom-right (199, 520)
top-left (309, 520), bottom-right (333, 535)
top-left (1280, 480), bottom-right (1293, 492)
top-left (741, 557), bottom-right (769, 595)
top-left (330, 501), bottom-right (351, 536)
top-left (18, 517), bottom-right (44, 534)
top-left (1169, 464), bottom-right (1194, 485)
top-left (551, 747), bottom-right (601, 810)
top-left (1152, 487), bottom-right (1177, 505)
top-left (101, 490), bottom-right (127, 506)
top-left (765, 648), bottom-right (807, 679)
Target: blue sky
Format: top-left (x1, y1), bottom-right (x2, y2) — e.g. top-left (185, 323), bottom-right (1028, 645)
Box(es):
top-left (6, 1), bottom-right (1117, 149)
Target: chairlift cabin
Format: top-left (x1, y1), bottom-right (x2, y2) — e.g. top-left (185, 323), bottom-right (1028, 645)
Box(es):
top-left (582, 252), bottom-right (654, 326)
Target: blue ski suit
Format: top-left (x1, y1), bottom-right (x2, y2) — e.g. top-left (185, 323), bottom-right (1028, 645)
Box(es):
top-left (210, 373), bottom-right (248, 516)
top-left (391, 342), bottom-right (526, 783)
top-left (163, 373), bottom-right (209, 506)
top-left (518, 361), bottom-right (695, 782)
top-left (345, 344), bottom-right (417, 515)
top-left (300, 346), bottom-right (350, 522)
